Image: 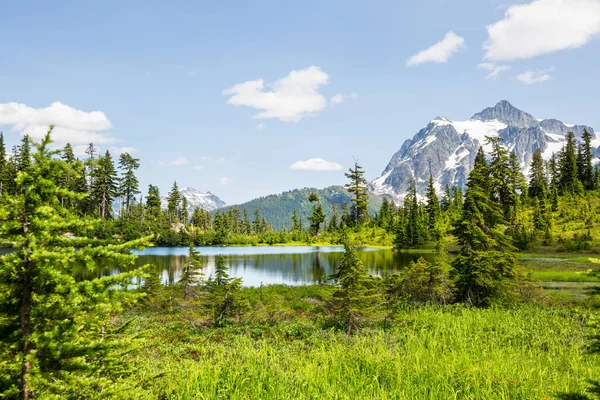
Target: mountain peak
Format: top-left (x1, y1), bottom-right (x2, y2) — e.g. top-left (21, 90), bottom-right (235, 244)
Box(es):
top-left (471, 100), bottom-right (538, 128)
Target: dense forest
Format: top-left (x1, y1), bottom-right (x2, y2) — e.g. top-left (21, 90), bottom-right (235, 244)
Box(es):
top-left (2, 128), bottom-right (600, 398)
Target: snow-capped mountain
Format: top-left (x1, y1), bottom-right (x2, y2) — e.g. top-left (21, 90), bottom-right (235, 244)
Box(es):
top-left (371, 100), bottom-right (598, 201)
top-left (160, 187), bottom-right (226, 212)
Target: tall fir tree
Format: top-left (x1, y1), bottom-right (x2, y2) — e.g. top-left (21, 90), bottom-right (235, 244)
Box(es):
top-left (118, 152), bottom-right (141, 214)
top-left (580, 128), bottom-right (594, 190)
top-left (0, 132), bottom-right (6, 196)
top-left (528, 148), bottom-right (548, 199)
top-left (181, 242), bottom-right (203, 300)
top-left (344, 160), bottom-right (369, 225)
top-left (166, 181), bottom-right (181, 222)
top-left (91, 150), bottom-right (118, 219)
top-left (559, 132), bottom-right (581, 194)
top-left (307, 192), bottom-right (325, 235)
top-left (425, 174), bottom-right (440, 232)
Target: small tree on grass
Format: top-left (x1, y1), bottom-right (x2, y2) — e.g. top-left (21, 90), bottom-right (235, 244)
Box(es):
top-left (205, 255), bottom-right (244, 327)
top-left (0, 127), bottom-right (152, 399)
top-left (181, 242), bottom-right (204, 301)
top-left (330, 236), bottom-right (380, 335)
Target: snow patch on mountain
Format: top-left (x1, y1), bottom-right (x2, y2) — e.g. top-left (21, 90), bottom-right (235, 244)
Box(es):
top-left (160, 187), bottom-right (226, 212)
top-left (371, 101), bottom-right (597, 202)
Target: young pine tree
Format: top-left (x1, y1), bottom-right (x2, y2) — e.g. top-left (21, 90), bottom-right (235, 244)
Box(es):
top-left (118, 152), bottom-right (141, 214)
top-left (205, 255), bottom-right (244, 327)
top-left (91, 150), bottom-right (118, 219)
top-left (181, 242), bottom-right (204, 300)
top-left (0, 128), bottom-right (152, 398)
top-left (330, 236), bottom-right (380, 335)
top-left (166, 181), bottom-right (181, 223)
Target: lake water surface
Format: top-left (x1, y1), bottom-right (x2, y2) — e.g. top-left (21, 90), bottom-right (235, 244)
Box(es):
top-left (82, 246), bottom-right (436, 287)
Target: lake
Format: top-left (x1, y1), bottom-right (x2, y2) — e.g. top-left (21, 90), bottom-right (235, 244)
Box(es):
top-left (76, 246), bottom-right (436, 287)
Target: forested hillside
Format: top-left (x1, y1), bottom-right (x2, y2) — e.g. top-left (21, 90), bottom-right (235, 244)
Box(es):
top-left (217, 186), bottom-right (383, 230)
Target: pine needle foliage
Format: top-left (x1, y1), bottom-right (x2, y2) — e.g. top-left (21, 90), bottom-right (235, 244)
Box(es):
top-left (0, 127), bottom-right (152, 399)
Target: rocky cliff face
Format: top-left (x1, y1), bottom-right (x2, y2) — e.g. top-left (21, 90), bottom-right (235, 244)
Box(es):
top-left (371, 101), bottom-right (597, 200)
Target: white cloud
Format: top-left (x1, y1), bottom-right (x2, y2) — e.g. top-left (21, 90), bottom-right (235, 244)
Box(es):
top-left (159, 156), bottom-right (188, 167)
top-left (199, 156), bottom-right (225, 165)
top-left (350, 92), bottom-right (358, 99)
top-left (289, 158), bottom-right (343, 171)
top-left (217, 177), bottom-right (231, 185)
top-left (223, 65), bottom-right (329, 122)
top-left (516, 67), bottom-right (554, 84)
top-left (331, 94), bottom-right (345, 104)
top-left (256, 123), bottom-right (265, 130)
top-left (484, 0), bottom-right (600, 61)
top-left (406, 31), bottom-right (466, 66)
top-left (0, 101), bottom-right (122, 148)
top-left (477, 62), bottom-right (512, 80)
top-left (192, 165), bottom-right (205, 171)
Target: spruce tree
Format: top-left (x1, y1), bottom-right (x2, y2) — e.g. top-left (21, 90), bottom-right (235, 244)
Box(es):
top-left (181, 242), bottom-right (203, 300)
top-left (528, 148), bottom-right (548, 199)
top-left (307, 192), bottom-right (325, 235)
top-left (146, 184), bottom-right (161, 212)
top-left (118, 152), bottom-right (140, 214)
top-left (91, 150), bottom-right (118, 219)
top-left (17, 135), bottom-right (32, 173)
top-left (166, 181), bottom-right (181, 222)
top-left (291, 209), bottom-right (302, 232)
top-left (344, 160), bottom-right (369, 225)
top-left (451, 147), bottom-right (518, 306)
top-left (205, 255), bottom-right (244, 327)
top-left (331, 236), bottom-right (380, 335)
top-left (581, 129), bottom-right (594, 190)
top-left (0, 128), bottom-right (151, 398)
top-left (559, 132), bottom-right (580, 194)
top-left (180, 196), bottom-right (189, 223)
top-left (425, 174), bottom-right (440, 233)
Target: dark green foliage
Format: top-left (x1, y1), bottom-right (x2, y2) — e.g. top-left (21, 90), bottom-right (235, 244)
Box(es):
top-left (330, 237), bottom-right (380, 334)
top-left (167, 181), bottom-right (181, 223)
top-left (181, 242), bottom-right (203, 300)
top-left (307, 192), bottom-right (325, 235)
top-left (559, 132), bottom-right (582, 195)
top-left (0, 128), bottom-right (151, 398)
top-left (528, 148), bottom-right (548, 199)
top-left (91, 150), bottom-right (118, 219)
top-left (425, 174), bottom-right (441, 241)
top-left (344, 161), bottom-right (370, 226)
top-left (579, 129), bottom-right (595, 190)
top-left (205, 255), bottom-right (244, 327)
top-left (118, 152), bottom-right (140, 214)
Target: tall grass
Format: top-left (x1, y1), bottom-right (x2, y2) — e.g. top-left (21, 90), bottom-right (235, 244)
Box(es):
top-left (127, 302), bottom-right (598, 399)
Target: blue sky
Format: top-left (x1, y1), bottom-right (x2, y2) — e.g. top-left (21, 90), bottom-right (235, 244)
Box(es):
top-left (1, 0), bottom-right (600, 204)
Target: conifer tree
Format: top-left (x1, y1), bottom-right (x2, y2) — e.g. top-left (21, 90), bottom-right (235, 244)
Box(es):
top-left (146, 184), bottom-right (161, 212)
top-left (205, 255), bottom-right (244, 327)
top-left (167, 181), bottom-right (181, 222)
top-left (344, 160), bottom-right (369, 225)
top-left (91, 150), bottom-right (118, 219)
top-left (180, 196), bottom-right (189, 223)
top-left (253, 209), bottom-right (262, 234)
top-left (118, 152), bottom-right (140, 214)
top-left (441, 184), bottom-right (452, 211)
top-left (0, 128), bottom-right (151, 398)
top-left (559, 132), bottom-right (581, 194)
top-left (17, 135), bottom-right (32, 173)
top-left (331, 236), bottom-right (379, 335)
top-left (528, 148), bottom-right (548, 199)
top-left (451, 147), bottom-right (518, 306)
top-left (291, 209), bottom-right (302, 232)
top-left (307, 192), bottom-right (325, 235)
top-left (181, 242), bottom-right (203, 300)
top-left (580, 128), bottom-right (594, 190)
top-left (328, 203), bottom-right (340, 232)
top-left (425, 174), bottom-right (440, 233)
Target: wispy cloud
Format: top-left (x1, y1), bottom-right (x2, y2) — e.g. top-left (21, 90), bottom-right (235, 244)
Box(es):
top-left (200, 156), bottom-right (225, 165)
top-left (289, 158), bottom-right (343, 171)
top-left (516, 67), bottom-right (554, 85)
top-left (477, 62), bottom-right (512, 80)
top-left (192, 165), bottom-right (205, 171)
top-left (406, 31), bottom-right (466, 66)
top-left (223, 65), bottom-right (329, 122)
top-left (484, 0), bottom-right (600, 61)
top-left (159, 156), bottom-right (188, 167)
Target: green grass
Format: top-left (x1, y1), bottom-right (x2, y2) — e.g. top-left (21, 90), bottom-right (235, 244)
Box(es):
top-left (529, 269), bottom-right (599, 282)
top-left (122, 285), bottom-right (600, 399)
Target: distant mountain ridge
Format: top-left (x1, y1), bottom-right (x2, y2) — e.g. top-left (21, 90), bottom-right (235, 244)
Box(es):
top-left (217, 185), bottom-right (383, 230)
top-left (370, 100), bottom-right (598, 200)
top-left (160, 187), bottom-right (226, 213)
